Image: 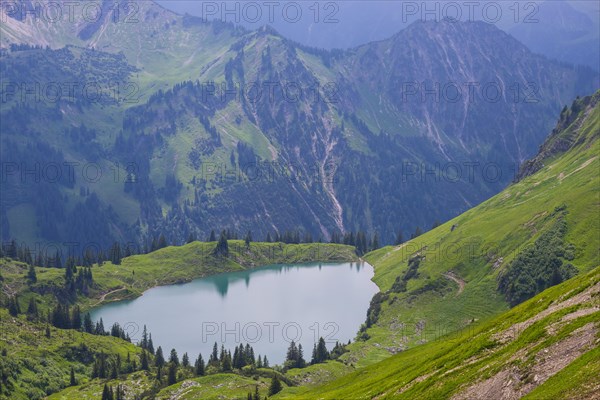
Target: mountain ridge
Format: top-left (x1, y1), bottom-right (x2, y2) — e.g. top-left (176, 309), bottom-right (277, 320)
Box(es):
top-left (1, 1), bottom-right (597, 248)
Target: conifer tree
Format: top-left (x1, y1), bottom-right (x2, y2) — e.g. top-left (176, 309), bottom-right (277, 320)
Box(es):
top-left (167, 362), bottom-right (177, 385)
top-left (169, 348), bottom-right (179, 366)
top-left (155, 346), bottom-right (165, 370)
top-left (71, 306), bottom-right (82, 330)
top-left (141, 325), bottom-right (148, 349)
top-left (311, 337), bottom-right (329, 364)
top-left (213, 231), bottom-right (229, 256)
top-left (8, 295), bottom-right (20, 317)
top-left (268, 375), bottom-right (282, 396)
top-left (254, 385), bottom-right (260, 400)
top-left (102, 384), bottom-right (113, 400)
top-left (140, 350), bottom-right (149, 371)
top-left (83, 313), bottom-right (94, 333)
top-left (297, 344), bottom-right (306, 368)
top-left (209, 342), bottom-right (219, 365)
top-left (27, 264), bottom-right (37, 283)
top-left (26, 297), bottom-right (38, 320)
top-left (222, 350), bottom-right (232, 371)
top-left (195, 353), bottom-right (205, 376)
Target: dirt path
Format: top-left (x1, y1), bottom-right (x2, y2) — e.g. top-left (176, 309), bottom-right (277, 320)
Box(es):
top-left (443, 271), bottom-right (465, 295)
top-left (92, 287), bottom-right (127, 307)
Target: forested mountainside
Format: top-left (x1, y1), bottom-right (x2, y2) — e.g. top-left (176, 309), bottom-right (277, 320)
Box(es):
top-left (1, 0), bottom-right (597, 252)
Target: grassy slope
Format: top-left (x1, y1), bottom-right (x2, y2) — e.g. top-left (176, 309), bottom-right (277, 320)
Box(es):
top-left (279, 266), bottom-right (600, 399)
top-left (0, 308), bottom-right (141, 400)
top-left (330, 97), bottom-right (600, 368)
top-left (48, 371), bottom-right (275, 400)
top-left (1, 242), bottom-right (357, 312)
top-left (274, 93), bottom-right (600, 398)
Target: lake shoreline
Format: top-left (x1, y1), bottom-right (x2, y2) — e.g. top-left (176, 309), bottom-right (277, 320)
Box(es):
top-left (89, 260), bottom-right (379, 365)
top-left (78, 241), bottom-right (361, 312)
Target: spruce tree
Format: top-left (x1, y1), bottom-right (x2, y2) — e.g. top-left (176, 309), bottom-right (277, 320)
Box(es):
top-left (268, 375), bottom-right (283, 396)
top-left (141, 325), bottom-right (148, 349)
top-left (8, 295), bottom-right (20, 316)
top-left (155, 346), bottom-right (165, 369)
top-left (70, 366), bottom-right (76, 386)
top-left (26, 297), bottom-right (38, 320)
top-left (115, 385), bottom-right (124, 400)
top-left (102, 384), bottom-right (113, 400)
top-left (254, 385), bottom-right (260, 400)
top-left (195, 353), bottom-right (205, 376)
top-left (209, 342), bottom-right (219, 365)
top-left (27, 264), bottom-right (37, 283)
top-left (110, 242), bottom-right (122, 265)
top-left (316, 337), bottom-right (329, 363)
top-left (83, 313), bottom-right (93, 333)
top-left (140, 350), bottom-right (149, 371)
top-left (147, 334), bottom-right (155, 354)
top-left (297, 344), bottom-right (306, 368)
top-left (213, 231), bottom-right (229, 256)
top-left (169, 348), bottom-right (179, 366)
top-left (111, 361), bottom-right (118, 379)
top-left (71, 306), bottom-right (82, 330)
top-left (233, 346), bottom-right (241, 369)
top-left (167, 362), bottom-right (177, 385)
top-left (222, 350), bottom-right (232, 371)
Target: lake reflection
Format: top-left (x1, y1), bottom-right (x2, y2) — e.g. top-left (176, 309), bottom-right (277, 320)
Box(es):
top-left (90, 262), bottom-right (378, 365)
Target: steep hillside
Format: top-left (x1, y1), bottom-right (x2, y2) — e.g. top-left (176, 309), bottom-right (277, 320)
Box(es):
top-left (330, 91), bottom-right (599, 367)
top-left (280, 265), bottom-right (600, 399)
top-left (0, 308), bottom-right (143, 399)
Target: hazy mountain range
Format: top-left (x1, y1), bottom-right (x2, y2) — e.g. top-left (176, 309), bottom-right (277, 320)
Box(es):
top-left (0, 0), bottom-right (597, 250)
